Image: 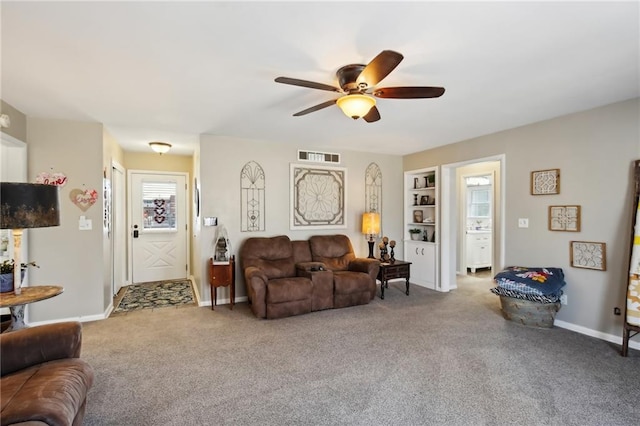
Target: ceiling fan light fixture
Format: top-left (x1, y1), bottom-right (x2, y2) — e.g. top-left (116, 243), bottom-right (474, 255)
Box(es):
top-left (149, 141), bottom-right (172, 154)
top-left (336, 94), bottom-right (376, 120)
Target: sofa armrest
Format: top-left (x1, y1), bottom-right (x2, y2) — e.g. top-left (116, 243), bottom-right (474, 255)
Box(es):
top-left (349, 258), bottom-right (380, 276)
top-left (244, 266), bottom-right (268, 318)
top-left (1, 321), bottom-right (83, 377)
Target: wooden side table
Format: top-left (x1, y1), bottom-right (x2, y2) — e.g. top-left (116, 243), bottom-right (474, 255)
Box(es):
top-left (377, 260), bottom-right (411, 299)
top-left (0, 285), bottom-right (64, 331)
top-left (209, 256), bottom-right (235, 310)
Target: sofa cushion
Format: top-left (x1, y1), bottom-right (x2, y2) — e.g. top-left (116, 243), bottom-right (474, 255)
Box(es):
top-left (240, 235), bottom-right (296, 279)
top-left (1, 358), bottom-right (94, 426)
top-left (333, 271), bottom-right (372, 295)
top-left (266, 277), bottom-right (313, 304)
top-left (309, 235), bottom-right (355, 271)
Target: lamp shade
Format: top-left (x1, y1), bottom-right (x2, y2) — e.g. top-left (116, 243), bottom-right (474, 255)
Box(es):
top-left (361, 212), bottom-right (381, 235)
top-left (0, 183), bottom-right (60, 229)
top-left (336, 94), bottom-right (376, 119)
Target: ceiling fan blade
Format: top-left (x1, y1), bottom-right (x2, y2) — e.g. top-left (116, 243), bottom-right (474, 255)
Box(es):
top-left (373, 86), bottom-right (445, 99)
top-left (356, 50), bottom-right (404, 87)
top-left (292, 99), bottom-right (337, 116)
top-left (363, 106), bottom-right (381, 123)
top-left (275, 77), bottom-right (341, 93)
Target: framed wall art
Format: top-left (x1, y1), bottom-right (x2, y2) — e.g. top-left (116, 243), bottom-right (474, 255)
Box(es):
top-left (290, 164), bottom-right (346, 230)
top-left (240, 161), bottom-right (265, 232)
top-left (549, 205), bottom-right (581, 231)
top-left (570, 241), bottom-right (606, 271)
top-left (531, 168), bottom-right (560, 195)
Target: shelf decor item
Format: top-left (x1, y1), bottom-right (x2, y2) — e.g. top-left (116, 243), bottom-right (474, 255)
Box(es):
top-left (413, 210), bottom-right (423, 224)
top-left (361, 212), bottom-right (381, 259)
top-left (0, 183), bottom-right (60, 295)
top-left (409, 228), bottom-right (422, 240)
top-left (531, 168), bottom-right (560, 195)
top-left (570, 241), bottom-right (606, 271)
top-left (549, 205), bottom-right (581, 231)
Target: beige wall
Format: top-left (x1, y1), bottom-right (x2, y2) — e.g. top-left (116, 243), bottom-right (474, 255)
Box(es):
top-left (0, 100), bottom-right (27, 142)
top-left (198, 136), bottom-right (404, 304)
top-left (404, 98), bottom-right (640, 339)
top-left (27, 118), bottom-right (106, 322)
top-left (124, 151), bottom-right (192, 173)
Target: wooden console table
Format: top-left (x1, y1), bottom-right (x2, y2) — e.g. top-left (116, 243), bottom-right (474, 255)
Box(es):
top-left (208, 256), bottom-right (235, 310)
top-left (0, 285), bottom-right (64, 331)
top-left (377, 261), bottom-right (411, 299)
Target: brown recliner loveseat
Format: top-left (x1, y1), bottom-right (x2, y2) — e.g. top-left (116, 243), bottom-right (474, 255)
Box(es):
top-left (0, 322), bottom-right (94, 426)
top-left (240, 234), bottom-right (380, 319)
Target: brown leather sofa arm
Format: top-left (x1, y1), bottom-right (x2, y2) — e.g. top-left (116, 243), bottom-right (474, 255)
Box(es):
top-left (1, 321), bottom-right (83, 377)
top-left (245, 266), bottom-right (268, 318)
top-left (349, 258), bottom-right (381, 276)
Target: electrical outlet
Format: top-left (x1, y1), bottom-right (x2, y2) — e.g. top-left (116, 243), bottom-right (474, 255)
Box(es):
top-left (614, 307), bottom-right (621, 316)
top-left (560, 294), bottom-right (568, 305)
top-left (518, 218), bottom-right (529, 228)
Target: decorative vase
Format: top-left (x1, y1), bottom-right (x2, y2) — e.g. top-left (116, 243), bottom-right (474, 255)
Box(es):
top-left (410, 233), bottom-right (421, 241)
top-left (0, 271), bottom-right (25, 293)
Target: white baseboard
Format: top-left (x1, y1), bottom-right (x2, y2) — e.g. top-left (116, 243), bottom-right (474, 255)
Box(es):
top-left (27, 306), bottom-right (113, 328)
top-left (554, 319), bottom-right (640, 351)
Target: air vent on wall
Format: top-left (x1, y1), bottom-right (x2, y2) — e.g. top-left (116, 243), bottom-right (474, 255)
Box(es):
top-left (297, 150), bottom-right (341, 164)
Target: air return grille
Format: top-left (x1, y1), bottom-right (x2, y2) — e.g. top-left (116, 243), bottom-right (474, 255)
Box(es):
top-left (297, 150), bottom-right (341, 164)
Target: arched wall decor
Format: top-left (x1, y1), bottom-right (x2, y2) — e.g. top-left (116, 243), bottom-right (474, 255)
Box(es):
top-left (365, 162), bottom-right (382, 215)
top-left (240, 161), bottom-right (265, 232)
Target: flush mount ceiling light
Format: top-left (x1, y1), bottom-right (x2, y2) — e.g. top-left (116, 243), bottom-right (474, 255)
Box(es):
top-left (336, 94), bottom-right (376, 120)
top-left (149, 141), bottom-right (172, 154)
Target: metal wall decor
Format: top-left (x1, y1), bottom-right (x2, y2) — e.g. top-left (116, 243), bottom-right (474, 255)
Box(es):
top-left (290, 164), bottom-right (346, 229)
top-left (240, 161), bottom-right (265, 232)
top-left (531, 168), bottom-right (560, 195)
top-left (549, 205), bottom-right (581, 231)
top-left (365, 162), bottom-right (382, 215)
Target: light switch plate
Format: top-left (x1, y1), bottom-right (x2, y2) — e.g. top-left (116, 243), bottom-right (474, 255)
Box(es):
top-left (518, 218), bottom-right (529, 228)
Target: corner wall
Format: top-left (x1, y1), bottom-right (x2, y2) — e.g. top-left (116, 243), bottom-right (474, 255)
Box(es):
top-left (404, 98), bottom-right (640, 340)
top-left (27, 118), bottom-right (106, 322)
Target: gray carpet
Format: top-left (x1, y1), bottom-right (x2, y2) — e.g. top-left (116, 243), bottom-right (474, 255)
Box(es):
top-left (81, 275), bottom-right (640, 425)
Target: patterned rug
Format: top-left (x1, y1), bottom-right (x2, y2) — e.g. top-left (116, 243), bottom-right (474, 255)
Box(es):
top-left (114, 280), bottom-right (196, 313)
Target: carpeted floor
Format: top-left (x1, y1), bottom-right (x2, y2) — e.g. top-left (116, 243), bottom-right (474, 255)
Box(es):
top-left (113, 280), bottom-right (195, 313)
top-left (82, 275), bottom-right (640, 425)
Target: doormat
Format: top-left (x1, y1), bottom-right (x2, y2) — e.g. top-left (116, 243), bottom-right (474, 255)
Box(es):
top-left (114, 280), bottom-right (196, 313)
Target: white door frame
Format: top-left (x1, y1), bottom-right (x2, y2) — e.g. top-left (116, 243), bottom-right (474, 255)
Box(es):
top-left (441, 154), bottom-right (506, 292)
top-left (111, 160), bottom-right (127, 294)
top-left (127, 170), bottom-right (190, 284)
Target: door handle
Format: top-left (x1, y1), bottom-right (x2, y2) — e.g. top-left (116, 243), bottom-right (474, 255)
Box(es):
top-left (415, 248), bottom-right (419, 255)
top-left (133, 224), bottom-right (139, 238)
top-left (421, 248), bottom-right (424, 256)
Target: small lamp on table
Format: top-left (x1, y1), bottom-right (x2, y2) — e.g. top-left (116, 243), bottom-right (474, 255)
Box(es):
top-left (361, 212), bottom-right (380, 259)
top-left (0, 183), bottom-right (60, 294)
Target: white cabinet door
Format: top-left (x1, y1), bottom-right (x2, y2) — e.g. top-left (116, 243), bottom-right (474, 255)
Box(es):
top-left (405, 241), bottom-right (436, 290)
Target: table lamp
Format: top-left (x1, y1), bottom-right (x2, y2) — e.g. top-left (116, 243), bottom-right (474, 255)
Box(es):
top-left (0, 183), bottom-right (60, 294)
top-left (361, 212), bottom-right (380, 259)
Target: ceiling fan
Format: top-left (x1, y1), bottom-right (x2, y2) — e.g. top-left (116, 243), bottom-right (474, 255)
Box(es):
top-left (275, 50), bottom-right (445, 123)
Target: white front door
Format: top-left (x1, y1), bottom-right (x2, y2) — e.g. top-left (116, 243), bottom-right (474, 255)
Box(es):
top-left (129, 172), bottom-right (188, 283)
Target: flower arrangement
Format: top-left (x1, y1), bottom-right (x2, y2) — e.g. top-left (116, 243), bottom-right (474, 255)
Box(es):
top-left (0, 259), bottom-right (39, 274)
top-left (408, 228), bottom-right (422, 234)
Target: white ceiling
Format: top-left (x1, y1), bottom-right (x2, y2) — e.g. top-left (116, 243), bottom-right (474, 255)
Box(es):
top-left (2, 1), bottom-right (638, 156)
